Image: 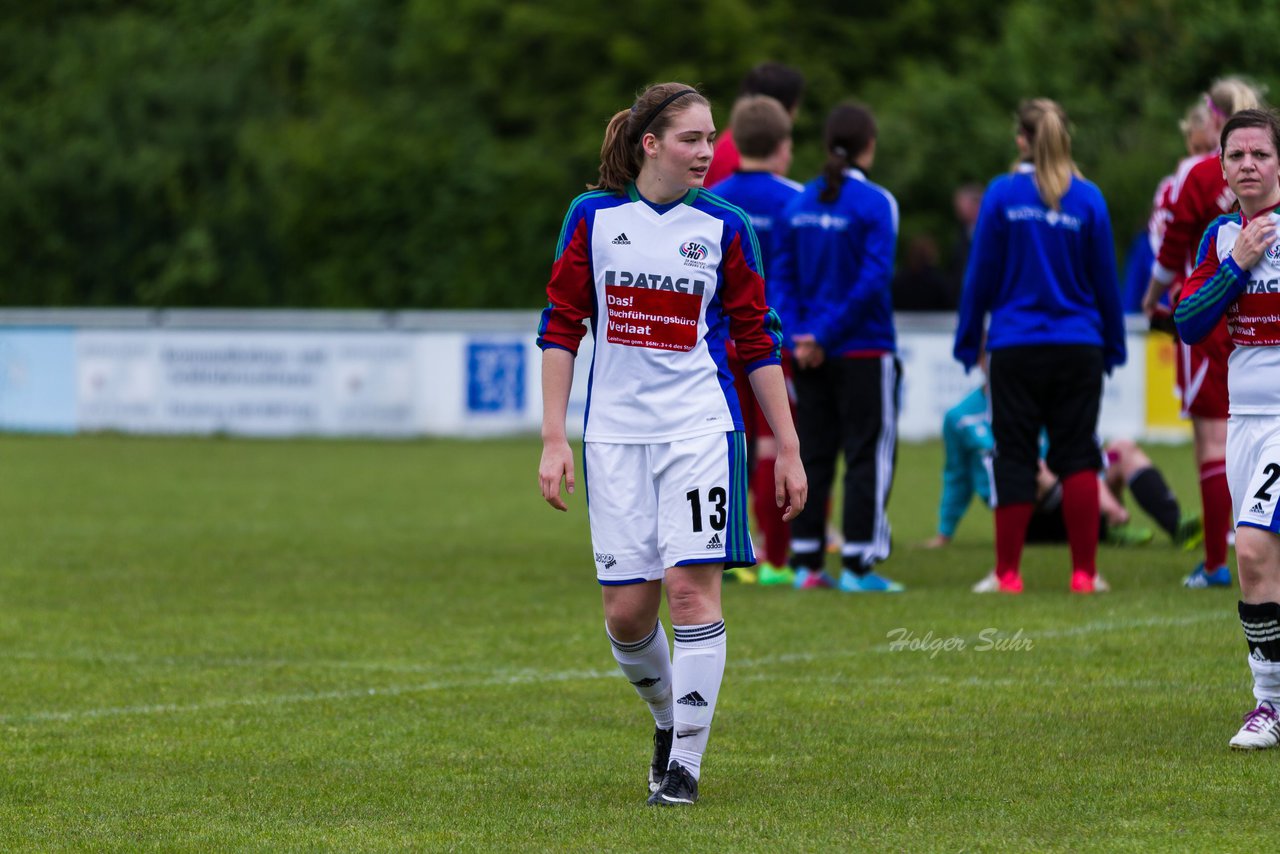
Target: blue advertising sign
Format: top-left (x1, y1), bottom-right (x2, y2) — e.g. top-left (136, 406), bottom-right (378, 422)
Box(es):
top-left (467, 340), bottom-right (525, 414)
top-left (0, 328), bottom-right (77, 432)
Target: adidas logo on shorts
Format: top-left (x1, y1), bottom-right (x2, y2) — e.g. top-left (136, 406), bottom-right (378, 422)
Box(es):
top-left (706, 532), bottom-right (721, 550)
top-left (612, 232), bottom-right (631, 245)
top-left (1251, 502), bottom-right (1267, 515)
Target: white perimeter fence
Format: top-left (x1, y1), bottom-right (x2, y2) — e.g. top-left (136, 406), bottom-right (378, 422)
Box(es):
top-left (0, 310), bottom-right (1186, 442)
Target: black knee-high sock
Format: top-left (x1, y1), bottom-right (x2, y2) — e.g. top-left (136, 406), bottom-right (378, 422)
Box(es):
top-left (1128, 467), bottom-right (1181, 537)
top-left (1240, 601), bottom-right (1280, 662)
top-left (1240, 602), bottom-right (1280, 704)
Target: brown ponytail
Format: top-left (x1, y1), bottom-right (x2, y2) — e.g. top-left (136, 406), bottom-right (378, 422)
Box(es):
top-left (1016, 98), bottom-right (1080, 211)
top-left (819, 102), bottom-right (876, 204)
top-left (590, 83), bottom-right (710, 192)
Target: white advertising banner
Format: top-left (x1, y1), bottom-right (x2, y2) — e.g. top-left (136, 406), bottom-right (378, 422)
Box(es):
top-left (77, 331), bottom-right (421, 436)
top-left (0, 311), bottom-right (1167, 441)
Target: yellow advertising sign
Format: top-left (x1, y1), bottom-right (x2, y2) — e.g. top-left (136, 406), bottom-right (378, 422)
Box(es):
top-left (1145, 333), bottom-right (1190, 439)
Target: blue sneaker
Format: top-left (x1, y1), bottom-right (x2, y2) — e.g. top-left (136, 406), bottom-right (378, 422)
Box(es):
top-left (1183, 562), bottom-right (1232, 588)
top-left (838, 568), bottom-right (905, 593)
top-left (793, 568), bottom-right (836, 589)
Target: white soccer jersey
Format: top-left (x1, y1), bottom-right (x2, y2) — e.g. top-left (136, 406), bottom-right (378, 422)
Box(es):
top-left (1179, 209), bottom-right (1280, 413)
top-left (537, 185), bottom-right (782, 443)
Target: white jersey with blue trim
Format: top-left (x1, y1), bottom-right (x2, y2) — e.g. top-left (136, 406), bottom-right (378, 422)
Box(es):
top-left (537, 186), bottom-right (782, 444)
top-left (1177, 209), bottom-right (1280, 413)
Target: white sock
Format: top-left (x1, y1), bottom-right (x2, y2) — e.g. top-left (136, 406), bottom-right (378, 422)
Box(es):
top-left (668, 620), bottom-right (727, 781)
top-left (607, 620), bottom-right (673, 729)
top-left (1248, 654), bottom-right (1280, 705)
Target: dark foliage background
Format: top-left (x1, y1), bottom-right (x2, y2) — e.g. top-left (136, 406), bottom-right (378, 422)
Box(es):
top-left (1, 0), bottom-right (1275, 308)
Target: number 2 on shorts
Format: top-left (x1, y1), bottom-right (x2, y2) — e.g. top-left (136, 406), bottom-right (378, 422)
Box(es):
top-left (1256, 463), bottom-right (1280, 502)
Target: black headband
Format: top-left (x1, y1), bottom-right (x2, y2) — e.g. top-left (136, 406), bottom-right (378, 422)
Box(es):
top-left (631, 89), bottom-right (698, 144)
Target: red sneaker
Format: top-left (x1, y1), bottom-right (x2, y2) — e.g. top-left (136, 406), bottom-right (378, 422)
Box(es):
top-left (1070, 570), bottom-right (1110, 594)
top-left (972, 570), bottom-right (1022, 594)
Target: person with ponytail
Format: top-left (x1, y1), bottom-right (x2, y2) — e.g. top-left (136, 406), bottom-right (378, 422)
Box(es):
top-left (536, 82), bottom-right (806, 806)
top-left (954, 98), bottom-right (1126, 595)
top-left (769, 101), bottom-right (904, 593)
top-left (1142, 76), bottom-right (1267, 589)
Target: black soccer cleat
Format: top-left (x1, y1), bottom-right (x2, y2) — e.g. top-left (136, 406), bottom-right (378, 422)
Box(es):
top-left (646, 760), bottom-right (698, 806)
top-left (649, 727), bottom-right (673, 793)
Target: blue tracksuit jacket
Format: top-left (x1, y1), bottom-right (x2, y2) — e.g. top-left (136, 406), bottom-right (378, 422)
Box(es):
top-left (953, 164), bottom-right (1126, 372)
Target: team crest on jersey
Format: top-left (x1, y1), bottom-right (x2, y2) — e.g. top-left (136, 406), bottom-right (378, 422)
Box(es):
top-left (1266, 243), bottom-right (1280, 267)
top-left (680, 242), bottom-right (708, 261)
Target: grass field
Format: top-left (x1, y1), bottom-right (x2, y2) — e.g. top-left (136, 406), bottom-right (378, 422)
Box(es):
top-left (0, 433), bottom-right (1272, 851)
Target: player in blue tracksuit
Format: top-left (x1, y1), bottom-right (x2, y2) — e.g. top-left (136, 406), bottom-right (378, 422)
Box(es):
top-left (954, 98), bottom-right (1126, 595)
top-left (711, 95), bottom-right (804, 586)
top-left (770, 101), bottom-right (903, 593)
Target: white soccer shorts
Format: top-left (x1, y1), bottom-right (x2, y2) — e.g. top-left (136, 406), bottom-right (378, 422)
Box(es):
top-left (584, 430), bottom-right (755, 585)
top-left (1228, 414), bottom-right (1280, 533)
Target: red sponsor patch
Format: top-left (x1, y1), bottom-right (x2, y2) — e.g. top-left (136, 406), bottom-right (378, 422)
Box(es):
top-left (605, 285), bottom-right (702, 352)
top-left (1230, 293), bottom-right (1280, 346)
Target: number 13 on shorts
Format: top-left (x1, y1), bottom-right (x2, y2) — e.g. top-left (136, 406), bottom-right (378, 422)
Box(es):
top-left (586, 431), bottom-right (755, 584)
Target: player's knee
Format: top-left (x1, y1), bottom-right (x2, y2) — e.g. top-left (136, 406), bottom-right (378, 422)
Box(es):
top-left (664, 578), bottom-right (716, 623)
top-left (1107, 438), bottom-right (1137, 461)
top-left (603, 605), bottom-right (655, 643)
top-left (1236, 539), bottom-right (1275, 591)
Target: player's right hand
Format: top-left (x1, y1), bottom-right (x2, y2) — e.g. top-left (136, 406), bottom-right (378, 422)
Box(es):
top-left (538, 440), bottom-right (575, 511)
top-left (1140, 275), bottom-right (1167, 320)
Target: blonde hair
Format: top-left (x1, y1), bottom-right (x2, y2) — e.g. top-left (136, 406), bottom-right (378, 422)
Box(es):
top-left (1179, 101), bottom-right (1212, 137)
top-left (1207, 75), bottom-right (1266, 120)
top-left (1015, 98), bottom-right (1081, 211)
top-left (592, 83), bottom-right (710, 192)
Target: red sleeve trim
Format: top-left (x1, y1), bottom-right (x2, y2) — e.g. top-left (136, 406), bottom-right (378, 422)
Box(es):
top-left (536, 218), bottom-right (593, 354)
top-left (720, 232), bottom-right (781, 366)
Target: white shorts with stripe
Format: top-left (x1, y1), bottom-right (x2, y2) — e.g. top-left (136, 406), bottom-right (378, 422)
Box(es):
top-left (1228, 414), bottom-right (1280, 533)
top-left (584, 430), bottom-right (754, 585)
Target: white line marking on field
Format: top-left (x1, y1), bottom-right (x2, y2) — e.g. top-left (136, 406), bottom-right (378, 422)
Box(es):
top-left (0, 611), bottom-right (1234, 726)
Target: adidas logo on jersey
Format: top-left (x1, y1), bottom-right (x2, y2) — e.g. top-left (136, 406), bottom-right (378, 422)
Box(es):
top-left (612, 232), bottom-right (631, 244)
top-left (706, 532), bottom-right (722, 550)
top-left (1253, 647), bottom-right (1268, 662)
top-left (676, 691), bottom-right (708, 707)
top-left (1251, 502), bottom-right (1267, 515)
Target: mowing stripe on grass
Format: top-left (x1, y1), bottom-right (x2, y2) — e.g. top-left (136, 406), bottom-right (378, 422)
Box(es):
top-left (0, 611), bottom-right (1228, 726)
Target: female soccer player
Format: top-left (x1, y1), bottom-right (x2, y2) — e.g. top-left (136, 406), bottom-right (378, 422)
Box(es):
top-left (770, 101), bottom-right (904, 593)
top-left (1175, 108), bottom-right (1280, 749)
top-left (1142, 77), bottom-right (1265, 588)
top-left (953, 98), bottom-right (1126, 594)
top-left (536, 82), bottom-right (807, 804)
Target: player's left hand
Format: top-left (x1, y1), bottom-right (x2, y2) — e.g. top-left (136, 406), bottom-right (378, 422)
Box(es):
top-left (792, 335), bottom-right (824, 369)
top-left (774, 447), bottom-right (807, 522)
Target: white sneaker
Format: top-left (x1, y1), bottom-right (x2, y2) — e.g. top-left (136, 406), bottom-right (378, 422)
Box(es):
top-left (972, 571), bottom-right (1000, 593)
top-left (972, 570), bottom-right (1022, 594)
top-left (1229, 701), bottom-right (1280, 750)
